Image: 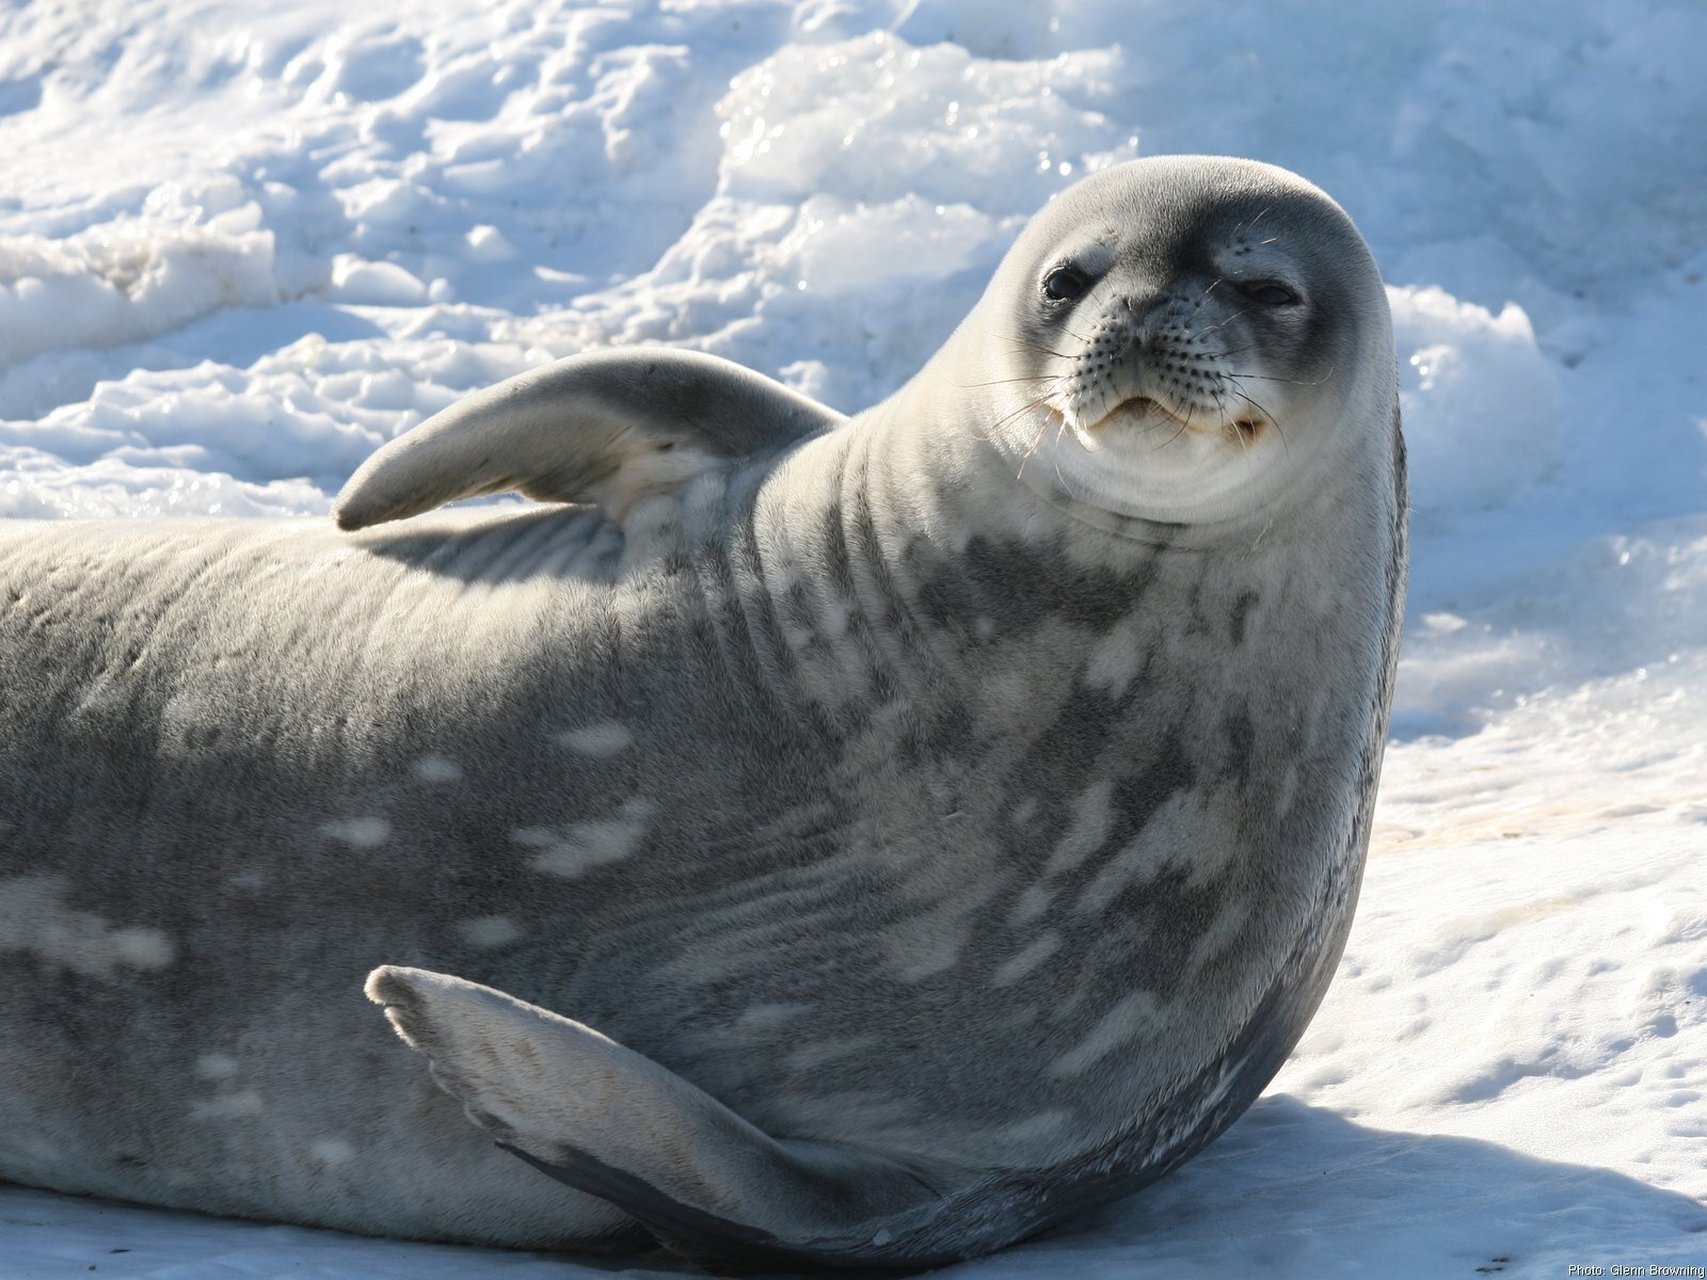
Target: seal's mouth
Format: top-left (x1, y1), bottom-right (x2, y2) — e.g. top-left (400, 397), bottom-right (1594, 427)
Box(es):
top-left (1079, 395), bottom-right (1167, 432)
top-left (1088, 395), bottom-right (1269, 444)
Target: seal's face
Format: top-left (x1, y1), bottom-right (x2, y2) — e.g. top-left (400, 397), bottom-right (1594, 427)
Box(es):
top-left (979, 156), bottom-right (1390, 528)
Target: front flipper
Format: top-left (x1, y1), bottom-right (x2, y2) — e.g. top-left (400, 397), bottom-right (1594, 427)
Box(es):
top-left (334, 349), bottom-right (844, 532)
top-left (364, 967), bottom-right (986, 1269)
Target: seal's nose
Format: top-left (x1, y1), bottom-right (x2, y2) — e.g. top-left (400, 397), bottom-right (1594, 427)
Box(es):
top-left (1099, 291), bottom-right (1201, 358)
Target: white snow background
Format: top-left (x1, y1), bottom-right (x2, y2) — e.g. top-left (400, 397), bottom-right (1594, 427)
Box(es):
top-left (2, 0), bottom-right (1705, 1276)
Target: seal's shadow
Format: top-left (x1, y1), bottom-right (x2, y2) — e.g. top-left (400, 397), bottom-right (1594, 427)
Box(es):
top-left (999, 1095), bottom-right (1707, 1277)
top-left (5, 1099), bottom-right (1700, 1278)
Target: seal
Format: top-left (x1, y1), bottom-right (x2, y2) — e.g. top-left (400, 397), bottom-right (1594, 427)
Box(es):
top-left (0, 155), bottom-right (1406, 1267)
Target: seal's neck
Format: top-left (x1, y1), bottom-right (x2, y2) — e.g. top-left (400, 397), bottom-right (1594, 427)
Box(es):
top-left (741, 391), bottom-right (1165, 712)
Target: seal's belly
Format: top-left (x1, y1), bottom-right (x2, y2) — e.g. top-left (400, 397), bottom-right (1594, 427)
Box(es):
top-left (0, 506), bottom-right (1009, 1235)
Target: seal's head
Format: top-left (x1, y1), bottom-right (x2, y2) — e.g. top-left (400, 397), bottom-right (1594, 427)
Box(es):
top-left (939, 155), bottom-right (1394, 530)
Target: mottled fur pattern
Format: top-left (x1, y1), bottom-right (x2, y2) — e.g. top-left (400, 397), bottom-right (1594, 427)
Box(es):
top-left (0, 157), bottom-right (1406, 1266)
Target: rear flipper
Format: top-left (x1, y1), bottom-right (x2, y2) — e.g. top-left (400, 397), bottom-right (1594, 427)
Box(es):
top-left (364, 966), bottom-right (976, 1269)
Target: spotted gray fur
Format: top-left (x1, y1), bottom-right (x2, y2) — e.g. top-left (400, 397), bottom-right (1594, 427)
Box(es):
top-left (0, 156), bottom-right (1406, 1267)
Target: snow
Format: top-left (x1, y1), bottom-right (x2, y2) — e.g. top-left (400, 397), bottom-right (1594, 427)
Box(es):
top-left (2, 0), bottom-right (1704, 1275)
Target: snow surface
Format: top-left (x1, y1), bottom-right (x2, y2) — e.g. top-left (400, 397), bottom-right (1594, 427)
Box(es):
top-left (2, 0), bottom-right (1705, 1275)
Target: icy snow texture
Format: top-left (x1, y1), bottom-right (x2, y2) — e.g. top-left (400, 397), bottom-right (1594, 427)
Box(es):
top-left (1, 0), bottom-right (1704, 1275)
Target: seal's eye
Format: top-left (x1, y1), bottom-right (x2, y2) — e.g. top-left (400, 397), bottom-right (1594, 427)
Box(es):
top-left (1043, 267), bottom-right (1089, 302)
top-left (1243, 282), bottom-right (1299, 306)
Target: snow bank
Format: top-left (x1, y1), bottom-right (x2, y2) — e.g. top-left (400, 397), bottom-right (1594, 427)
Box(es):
top-left (1391, 286), bottom-right (1559, 516)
